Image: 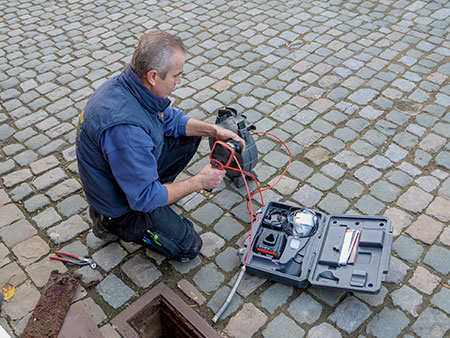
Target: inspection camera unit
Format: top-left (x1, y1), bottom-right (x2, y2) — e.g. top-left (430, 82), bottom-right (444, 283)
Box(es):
top-left (208, 107), bottom-right (393, 322)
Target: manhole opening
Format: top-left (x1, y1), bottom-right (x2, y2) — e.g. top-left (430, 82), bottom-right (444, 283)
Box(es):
top-left (112, 283), bottom-right (220, 338)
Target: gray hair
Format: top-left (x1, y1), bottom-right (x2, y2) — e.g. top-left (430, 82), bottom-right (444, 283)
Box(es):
top-left (131, 31), bottom-right (185, 80)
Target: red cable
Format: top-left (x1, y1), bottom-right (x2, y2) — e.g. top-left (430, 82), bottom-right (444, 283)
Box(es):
top-left (233, 155), bottom-right (254, 267)
top-left (223, 134), bottom-right (292, 266)
top-left (249, 131), bottom-right (292, 201)
top-left (224, 131), bottom-right (293, 216)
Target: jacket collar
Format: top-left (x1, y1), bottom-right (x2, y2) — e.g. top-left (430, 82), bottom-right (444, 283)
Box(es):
top-left (120, 65), bottom-right (171, 114)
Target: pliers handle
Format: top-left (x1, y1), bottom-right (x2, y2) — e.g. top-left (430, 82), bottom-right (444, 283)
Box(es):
top-left (50, 251), bottom-right (97, 269)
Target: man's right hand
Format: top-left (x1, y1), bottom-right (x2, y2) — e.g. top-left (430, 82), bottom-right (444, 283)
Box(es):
top-left (197, 164), bottom-right (226, 190)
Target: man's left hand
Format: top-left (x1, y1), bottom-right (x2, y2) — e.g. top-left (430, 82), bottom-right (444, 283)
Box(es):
top-left (215, 126), bottom-right (246, 152)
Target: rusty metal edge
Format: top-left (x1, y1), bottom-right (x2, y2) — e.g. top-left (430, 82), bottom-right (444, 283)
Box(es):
top-left (111, 282), bottom-right (220, 338)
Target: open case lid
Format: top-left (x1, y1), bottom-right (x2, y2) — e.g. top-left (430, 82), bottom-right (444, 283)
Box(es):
top-left (306, 214), bottom-right (393, 294)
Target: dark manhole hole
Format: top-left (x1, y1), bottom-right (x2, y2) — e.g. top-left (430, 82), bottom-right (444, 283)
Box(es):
top-left (112, 283), bottom-right (220, 338)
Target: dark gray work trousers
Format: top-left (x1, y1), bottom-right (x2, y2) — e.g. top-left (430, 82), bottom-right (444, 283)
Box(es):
top-left (96, 135), bottom-right (202, 260)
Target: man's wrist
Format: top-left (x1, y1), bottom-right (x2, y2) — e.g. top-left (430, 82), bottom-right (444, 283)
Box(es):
top-left (211, 124), bottom-right (219, 139)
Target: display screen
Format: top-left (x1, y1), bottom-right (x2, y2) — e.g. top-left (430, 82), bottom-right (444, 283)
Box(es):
top-left (211, 142), bottom-right (233, 166)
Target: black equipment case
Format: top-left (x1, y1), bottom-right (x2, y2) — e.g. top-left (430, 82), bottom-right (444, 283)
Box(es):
top-left (243, 201), bottom-right (393, 294)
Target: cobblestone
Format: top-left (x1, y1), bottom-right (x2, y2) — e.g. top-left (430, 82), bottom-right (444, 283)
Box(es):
top-left (397, 187), bottom-right (433, 213)
top-left (393, 235), bottom-right (423, 264)
top-left (0, 219), bottom-right (37, 248)
top-left (47, 214), bottom-right (89, 244)
top-left (93, 242), bottom-right (127, 272)
top-left (264, 314), bottom-right (305, 338)
top-left (121, 255), bottom-right (161, 288)
top-left (12, 236), bottom-right (50, 267)
top-left (31, 207), bottom-right (62, 229)
top-left (259, 283), bottom-right (293, 314)
top-left (391, 285), bottom-right (423, 317)
top-left (307, 323), bottom-right (341, 338)
top-left (193, 263), bottom-right (224, 293)
top-left (191, 202), bottom-right (223, 226)
top-left (431, 287), bottom-right (450, 315)
top-left (411, 307), bottom-right (450, 338)
top-left (2, 281), bottom-right (40, 321)
top-left (207, 286), bottom-right (243, 320)
top-left (406, 215), bottom-right (444, 245)
top-left (177, 279), bottom-right (206, 306)
top-left (225, 303), bottom-right (267, 338)
top-left (328, 296), bottom-right (371, 334)
top-left (215, 247), bottom-right (241, 273)
top-left (200, 232), bottom-right (225, 258)
top-left (424, 245), bottom-right (450, 275)
top-left (288, 293), bottom-right (322, 325)
top-left (0, 204), bottom-right (25, 228)
top-left (366, 308), bottom-right (410, 338)
top-left (96, 274), bottom-right (135, 309)
top-left (56, 195), bottom-right (88, 217)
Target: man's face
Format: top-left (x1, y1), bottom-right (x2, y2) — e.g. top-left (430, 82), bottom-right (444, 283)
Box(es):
top-left (152, 50), bottom-right (185, 98)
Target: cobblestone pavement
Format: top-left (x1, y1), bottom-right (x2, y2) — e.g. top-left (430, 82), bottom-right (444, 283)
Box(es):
top-left (1, 0), bottom-right (450, 337)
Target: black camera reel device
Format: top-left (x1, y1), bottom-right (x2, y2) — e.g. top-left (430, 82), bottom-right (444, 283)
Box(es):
top-left (209, 107), bottom-right (258, 187)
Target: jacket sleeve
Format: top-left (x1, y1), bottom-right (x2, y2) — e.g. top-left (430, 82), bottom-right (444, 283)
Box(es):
top-left (100, 124), bottom-right (168, 212)
top-left (163, 106), bottom-right (190, 137)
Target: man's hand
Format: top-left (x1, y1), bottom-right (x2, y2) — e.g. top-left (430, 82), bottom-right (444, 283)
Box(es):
top-left (214, 125), bottom-right (246, 152)
top-left (197, 164), bottom-right (226, 190)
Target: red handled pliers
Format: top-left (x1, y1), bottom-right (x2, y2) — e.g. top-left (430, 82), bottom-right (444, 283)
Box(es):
top-left (50, 251), bottom-right (97, 269)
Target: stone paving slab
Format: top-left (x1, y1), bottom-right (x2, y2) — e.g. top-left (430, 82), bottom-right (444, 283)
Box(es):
top-left (0, 0), bottom-right (450, 337)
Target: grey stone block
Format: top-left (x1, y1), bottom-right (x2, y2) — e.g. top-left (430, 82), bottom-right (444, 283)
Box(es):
top-left (193, 263), bottom-right (224, 293)
top-left (386, 256), bottom-right (410, 283)
top-left (31, 207), bottom-right (61, 230)
top-left (370, 181), bottom-right (401, 203)
top-left (307, 173), bottom-right (335, 191)
top-left (200, 232), bottom-right (225, 258)
top-left (93, 242), bottom-right (127, 272)
top-left (287, 293), bottom-right (322, 325)
top-left (207, 286), bottom-right (243, 319)
top-left (431, 287), bottom-right (450, 315)
top-left (47, 215), bottom-right (89, 244)
top-left (215, 246), bottom-right (241, 272)
top-left (56, 195), bottom-right (88, 217)
top-left (391, 285), bottom-right (422, 317)
top-left (424, 245), bottom-right (450, 275)
top-left (32, 168), bottom-right (67, 191)
top-left (393, 235), bottom-right (423, 263)
top-left (191, 203), bottom-right (223, 226)
top-left (263, 314), bottom-right (305, 338)
top-left (328, 296), bottom-right (371, 334)
top-left (122, 255), bottom-right (162, 288)
top-left (411, 307), bottom-right (450, 338)
top-left (366, 308), bottom-right (409, 338)
top-left (354, 166), bottom-right (382, 185)
top-left (214, 217), bottom-right (244, 241)
top-left (96, 274), bottom-right (135, 309)
top-left (23, 194), bottom-right (50, 213)
top-left (10, 183), bottom-right (33, 202)
top-left (259, 283), bottom-right (293, 314)
top-left (292, 184), bottom-right (323, 208)
top-left (0, 219), bottom-right (37, 248)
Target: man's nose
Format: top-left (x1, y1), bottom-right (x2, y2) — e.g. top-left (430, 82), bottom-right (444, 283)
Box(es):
top-left (175, 75), bottom-right (182, 84)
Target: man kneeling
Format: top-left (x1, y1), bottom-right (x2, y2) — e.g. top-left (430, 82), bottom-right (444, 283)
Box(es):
top-left (76, 31), bottom-right (243, 262)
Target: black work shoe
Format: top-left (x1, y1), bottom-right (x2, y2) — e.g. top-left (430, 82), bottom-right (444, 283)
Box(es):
top-left (89, 208), bottom-right (119, 242)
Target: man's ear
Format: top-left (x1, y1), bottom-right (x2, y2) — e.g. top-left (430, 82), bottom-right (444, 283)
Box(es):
top-left (146, 70), bottom-right (158, 86)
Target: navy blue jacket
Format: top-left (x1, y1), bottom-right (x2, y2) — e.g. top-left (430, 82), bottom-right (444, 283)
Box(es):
top-left (76, 65), bottom-right (190, 217)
